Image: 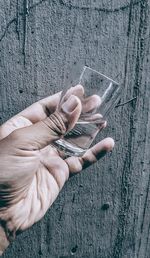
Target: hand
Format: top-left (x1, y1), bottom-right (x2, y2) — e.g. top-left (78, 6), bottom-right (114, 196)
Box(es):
top-left (0, 85), bottom-right (114, 255)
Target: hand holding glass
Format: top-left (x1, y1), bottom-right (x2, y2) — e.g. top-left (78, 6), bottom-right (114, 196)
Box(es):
top-left (53, 66), bottom-right (121, 157)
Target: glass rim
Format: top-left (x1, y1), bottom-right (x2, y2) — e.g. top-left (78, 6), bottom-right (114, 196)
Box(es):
top-left (79, 66), bottom-right (120, 86)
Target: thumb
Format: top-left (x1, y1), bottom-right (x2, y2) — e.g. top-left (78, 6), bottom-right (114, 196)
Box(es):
top-left (10, 95), bottom-right (82, 150)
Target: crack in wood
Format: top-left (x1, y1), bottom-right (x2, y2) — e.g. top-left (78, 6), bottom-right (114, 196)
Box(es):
top-left (133, 0), bottom-right (149, 96)
top-left (22, 0), bottom-right (29, 65)
top-left (0, 0), bottom-right (145, 45)
top-left (59, 204), bottom-right (65, 221)
top-left (0, 0), bottom-right (29, 66)
top-left (137, 173), bottom-right (150, 257)
top-left (115, 97), bottom-right (137, 107)
top-left (16, 0), bottom-right (20, 40)
top-left (0, 18), bottom-right (17, 42)
top-left (28, 0), bottom-right (143, 12)
top-left (29, 0), bottom-right (47, 10)
top-left (144, 221), bottom-right (150, 257)
top-left (58, 0), bottom-right (143, 13)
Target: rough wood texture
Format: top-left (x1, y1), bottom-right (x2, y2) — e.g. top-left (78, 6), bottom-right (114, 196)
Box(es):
top-left (0, 0), bottom-right (150, 257)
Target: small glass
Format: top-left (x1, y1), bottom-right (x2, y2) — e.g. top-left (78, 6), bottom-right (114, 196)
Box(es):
top-left (53, 66), bottom-right (121, 157)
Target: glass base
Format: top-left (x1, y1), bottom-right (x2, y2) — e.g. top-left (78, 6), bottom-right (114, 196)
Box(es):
top-left (51, 139), bottom-right (87, 157)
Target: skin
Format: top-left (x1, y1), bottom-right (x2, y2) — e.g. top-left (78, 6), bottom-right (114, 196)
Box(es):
top-left (0, 85), bottom-right (114, 254)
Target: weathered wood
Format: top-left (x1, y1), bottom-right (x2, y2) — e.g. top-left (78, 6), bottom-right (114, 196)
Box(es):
top-left (0, 0), bottom-right (150, 257)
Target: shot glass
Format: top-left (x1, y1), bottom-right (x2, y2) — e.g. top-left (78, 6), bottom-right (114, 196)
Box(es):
top-left (53, 66), bottom-right (121, 157)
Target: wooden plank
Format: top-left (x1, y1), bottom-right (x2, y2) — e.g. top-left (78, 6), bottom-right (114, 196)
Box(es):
top-left (0, 0), bottom-right (150, 257)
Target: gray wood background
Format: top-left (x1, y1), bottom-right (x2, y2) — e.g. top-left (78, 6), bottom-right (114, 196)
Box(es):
top-left (0, 0), bottom-right (150, 257)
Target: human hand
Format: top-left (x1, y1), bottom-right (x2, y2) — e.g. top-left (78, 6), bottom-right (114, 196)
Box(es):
top-left (0, 85), bottom-right (114, 254)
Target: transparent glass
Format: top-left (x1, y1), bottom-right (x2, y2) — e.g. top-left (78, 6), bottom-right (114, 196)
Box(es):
top-left (53, 66), bottom-right (121, 157)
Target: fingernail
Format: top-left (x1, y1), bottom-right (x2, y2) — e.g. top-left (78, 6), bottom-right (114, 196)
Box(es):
top-left (61, 95), bottom-right (79, 113)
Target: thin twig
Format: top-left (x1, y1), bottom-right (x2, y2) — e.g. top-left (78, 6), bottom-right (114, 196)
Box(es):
top-left (115, 97), bottom-right (137, 107)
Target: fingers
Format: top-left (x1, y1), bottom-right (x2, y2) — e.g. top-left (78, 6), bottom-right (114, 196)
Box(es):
top-left (1, 84), bottom-right (101, 141)
top-left (65, 137), bottom-right (115, 174)
top-left (82, 94), bottom-right (101, 113)
top-left (2, 84), bottom-right (101, 129)
top-left (60, 84), bottom-right (84, 104)
top-left (17, 85), bottom-right (85, 124)
top-left (0, 85), bottom-right (85, 140)
top-left (17, 92), bottom-right (61, 123)
top-left (67, 85), bottom-right (101, 113)
top-left (9, 95), bottom-right (82, 150)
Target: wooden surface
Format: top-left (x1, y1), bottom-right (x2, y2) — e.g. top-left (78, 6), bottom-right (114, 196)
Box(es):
top-left (0, 0), bottom-right (150, 257)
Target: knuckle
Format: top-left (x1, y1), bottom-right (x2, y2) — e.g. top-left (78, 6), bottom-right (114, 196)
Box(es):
top-left (45, 111), bottom-right (67, 136)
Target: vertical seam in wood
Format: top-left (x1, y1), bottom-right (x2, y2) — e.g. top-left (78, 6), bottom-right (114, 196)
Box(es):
top-left (137, 173), bottom-right (150, 257)
top-left (22, 0), bottom-right (29, 66)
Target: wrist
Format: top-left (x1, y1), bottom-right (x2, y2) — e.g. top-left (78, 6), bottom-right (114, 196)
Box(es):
top-left (0, 222), bottom-right (10, 256)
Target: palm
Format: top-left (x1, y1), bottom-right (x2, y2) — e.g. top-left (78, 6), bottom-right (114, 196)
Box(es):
top-left (0, 86), bottom-right (114, 239)
top-left (0, 116), bottom-right (70, 232)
